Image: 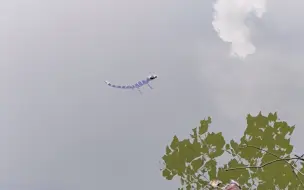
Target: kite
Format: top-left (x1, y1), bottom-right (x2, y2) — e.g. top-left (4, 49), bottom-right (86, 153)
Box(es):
top-left (104, 74), bottom-right (158, 94)
top-left (209, 179), bottom-right (241, 189)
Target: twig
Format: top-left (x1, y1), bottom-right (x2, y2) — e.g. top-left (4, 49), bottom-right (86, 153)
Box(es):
top-left (291, 154), bottom-right (304, 187)
top-left (240, 145), bottom-right (304, 176)
top-left (225, 157), bottom-right (301, 171)
top-left (230, 145), bottom-right (304, 188)
top-left (292, 154), bottom-right (304, 166)
top-left (295, 154), bottom-right (304, 162)
top-left (239, 144), bottom-right (282, 158)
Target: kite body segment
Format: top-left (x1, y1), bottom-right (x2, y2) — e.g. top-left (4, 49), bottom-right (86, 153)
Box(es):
top-left (105, 74), bottom-right (158, 94)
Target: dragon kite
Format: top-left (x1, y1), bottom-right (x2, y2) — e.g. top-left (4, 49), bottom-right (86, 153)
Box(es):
top-left (104, 74), bottom-right (158, 94)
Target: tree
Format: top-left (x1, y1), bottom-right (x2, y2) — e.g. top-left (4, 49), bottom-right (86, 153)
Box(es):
top-left (160, 112), bottom-right (304, 189)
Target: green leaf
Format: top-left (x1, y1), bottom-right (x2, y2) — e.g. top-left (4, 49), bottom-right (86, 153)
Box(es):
top-left (204, 159), bottom-right (217, 180)
top-left (191, 158), bottom-right (203, 172)
top-left (199, 118), bottom-right (211, 135)
top-left (166, 146), bottom-right (171, 155)
top-left (205, 132), bottom-right (225, 158)
top-left (162, 169), bottom-right (174, 180)
top-left (170, 135), bottom-right (179, 150)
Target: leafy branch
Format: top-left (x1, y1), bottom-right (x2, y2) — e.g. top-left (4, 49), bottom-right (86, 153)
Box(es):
top-left (225, 144), bottom-right (304, 187)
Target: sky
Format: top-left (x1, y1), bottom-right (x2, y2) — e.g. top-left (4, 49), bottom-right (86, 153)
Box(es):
top-left (0, 0), bottom-right (304, 189)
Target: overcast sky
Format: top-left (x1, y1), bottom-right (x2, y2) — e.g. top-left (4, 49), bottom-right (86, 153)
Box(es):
top-left (0, 0), bottom-right (304, 189)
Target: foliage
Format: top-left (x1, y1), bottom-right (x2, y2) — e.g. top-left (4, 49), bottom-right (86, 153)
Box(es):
top-left (161, 112), bottom-right (304, 189)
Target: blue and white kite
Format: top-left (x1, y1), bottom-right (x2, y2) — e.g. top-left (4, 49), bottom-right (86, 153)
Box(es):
top-left (105, 74), bottom-right (158, 94)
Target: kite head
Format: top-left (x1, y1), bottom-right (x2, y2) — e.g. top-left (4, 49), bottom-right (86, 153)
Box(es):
top-left (148, 74), bottom-right (158, 80)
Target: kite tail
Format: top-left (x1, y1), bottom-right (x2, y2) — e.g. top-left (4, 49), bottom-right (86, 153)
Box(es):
top-left (104, 80), bottom-right (134, 89)
top-left (104, 80), bottom-right (117, 88)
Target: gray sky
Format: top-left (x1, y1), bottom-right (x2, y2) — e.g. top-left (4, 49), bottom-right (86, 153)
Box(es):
top-left (0, 0), bottom-right (304, 189)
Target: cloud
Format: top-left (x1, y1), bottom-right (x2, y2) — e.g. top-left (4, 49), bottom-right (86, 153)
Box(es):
top-left (212, 0), bottom-right (267, 58)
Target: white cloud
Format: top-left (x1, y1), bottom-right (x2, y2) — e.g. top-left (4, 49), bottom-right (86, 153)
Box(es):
top-left (212, 0), bottom-right (267, 58)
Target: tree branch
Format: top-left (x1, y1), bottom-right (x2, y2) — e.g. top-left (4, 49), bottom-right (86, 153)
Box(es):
top-left (228, 144), bottom-right (304, 188)
top-left (240, 145), bottom-right (304, 176)
top-left (225, 157), bottom-right (300, 171)
top-left (294, 154), bottom-right (304, 162)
